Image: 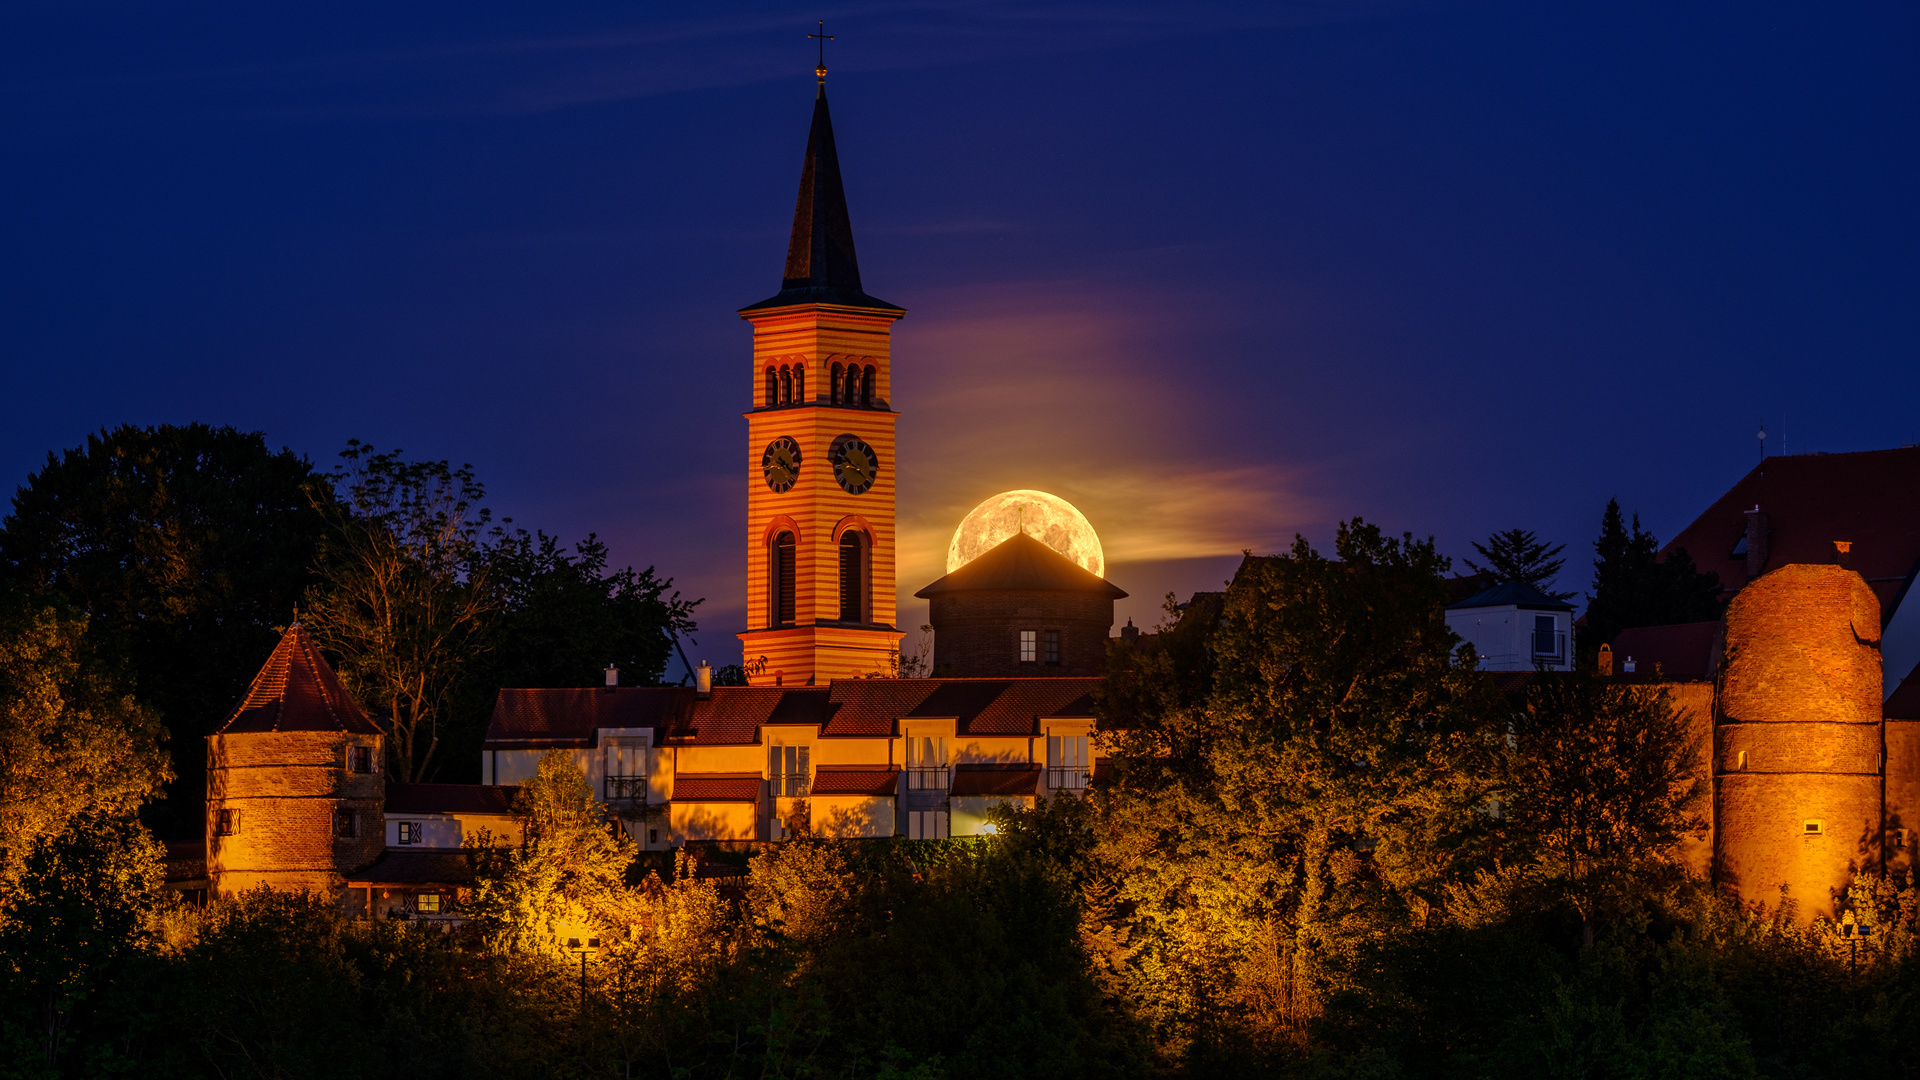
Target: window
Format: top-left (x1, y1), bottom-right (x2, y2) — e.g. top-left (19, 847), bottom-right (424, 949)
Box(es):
top-left (1737, 750), bottom-right (1748, 770)
top-left (771, 532), bottom-right (796, 626)
top-left (838, 530), bottom-right (865, 623)
top-left (1019, 630), bottom-right (1037, 663)
top-left (334, 809), bottom-right (358, 838)
top-left (860, 366), bottom-right (875, 407)
top-left (604, 739), bottom-right (647, 802)
top-left (772, 744), bottom-right (811, 797)
top-left (908, 810), bottom-right (949, 839)
top-left (648, 828), bottom-right (660, 845)
top-left (397, 821), bottom-right (422, 845)
top-left (1531, 615), bottom-right (1559, 657)
top-left (765, 368), bottom-right (777, 407)
top-left (346, 745), bottom-right (373, 773)
top-left (793, 366), bottom-right (804, 403)
top-left (1043, 629), bottom-right (1061, 665)
top-left (415, 892), bottom-right (441, 915)
top-left (780, 367), bottom-right (792, 405)
top-left (1803, 819), bottom-right (1825, 836)
top-left (1896, 829), bottom-right (1909, 851)
top-left (906, 736), bottom-right (948, 789)
top-left (213, 809), bottom-right (240, 836)
top-left (831, 362), bottom-right (844, 404)
top-left (1048, 734), bottom-right (1090, 790)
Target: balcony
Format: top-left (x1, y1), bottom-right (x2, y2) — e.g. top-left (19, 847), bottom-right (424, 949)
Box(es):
top-left (772, 774), bottom-right (810, 798)
top-left (906, 767), bottom-right (950, 791)
top-left (1047, 766), bottom-right (1091, 791)
top-left (604, 774), bottom-right (649, 803)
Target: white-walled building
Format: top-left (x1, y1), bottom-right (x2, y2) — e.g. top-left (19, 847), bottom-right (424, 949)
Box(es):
top-left (1445, 581), bottom-right (1576, 672)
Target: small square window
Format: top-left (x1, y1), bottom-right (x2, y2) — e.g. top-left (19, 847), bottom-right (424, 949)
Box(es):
top-left (1896, 829), bottom-right (1909, 851)
top-left (334, 810), bottom-right (358, 838)
top-left (346, 745), bottom-right (374, 773)
top-left (397, 821), bottom-right (421, 845)
top-left (415, 892), bottom-right (440, 914)
top-left (1803, 819), bottom-right (1825, 836)
top-left (213, 809), bottom-right (240, 836)
top-left (1019, 630), bottom-right (1037, 663)
top-left (1043, 629), bottom-right (1061, 665)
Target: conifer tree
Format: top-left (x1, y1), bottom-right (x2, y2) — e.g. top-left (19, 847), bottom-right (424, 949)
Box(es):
top-left (1581, 499), bottom-right (1723, 648)
top-left (1464, 527), bottom-right (1572, 598)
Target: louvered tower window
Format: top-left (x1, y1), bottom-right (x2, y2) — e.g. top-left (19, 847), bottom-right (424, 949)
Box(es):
top-left (772, 532), bottom-right (796, 626)
top-left (839, 531), bottom-right (864, 623)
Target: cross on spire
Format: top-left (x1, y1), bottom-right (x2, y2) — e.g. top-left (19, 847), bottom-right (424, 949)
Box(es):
top-left (809, 21), bottom-right (833, 84)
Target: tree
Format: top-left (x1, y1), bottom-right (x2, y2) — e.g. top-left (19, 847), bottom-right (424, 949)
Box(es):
top-left (465, 750), bottom-right (635, 958)
top-left (302, 442), bottom-right (497, 782)
top-left (1504, 670), bottom-right (1706, 945)
top-left (1464, 527), bottom-right (1572, 599)
top-left (1087, 521), bottom-right (1505, 1057)
top-left (1582, 499), bottom-right (1724, 648)
top-left (0, 424), bottom-right (329, 830)
top-left (0, 594), bottom-right (171, 887)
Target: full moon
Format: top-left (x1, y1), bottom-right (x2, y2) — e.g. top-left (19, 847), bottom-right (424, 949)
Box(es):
top-left (946, 490), bottom-right (1104, 578)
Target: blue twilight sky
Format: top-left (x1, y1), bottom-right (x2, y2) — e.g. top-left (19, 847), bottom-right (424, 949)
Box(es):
top-left (1, 1), bottom-right (1915, 665)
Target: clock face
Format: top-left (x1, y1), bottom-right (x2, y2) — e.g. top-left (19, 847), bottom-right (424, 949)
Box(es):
top-left (761, 437), bottom-right (802, 493)
top-left (829, 434), bottom-right (879, 495)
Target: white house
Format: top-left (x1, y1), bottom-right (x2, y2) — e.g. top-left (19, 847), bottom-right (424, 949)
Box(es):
top-left (1445, 581), bottom-right (1576, 672)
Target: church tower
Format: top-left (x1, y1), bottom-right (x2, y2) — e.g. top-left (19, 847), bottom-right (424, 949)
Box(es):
top-left (737, 72), bottom-right (906, 685)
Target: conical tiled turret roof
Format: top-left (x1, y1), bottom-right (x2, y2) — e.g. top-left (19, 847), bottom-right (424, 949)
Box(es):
top-left (741, 85), bottom-right (901, 313)
top-left (915, 532), bottom-right (1128, 599)
top-left (217, 622), bottom-right (381, 735)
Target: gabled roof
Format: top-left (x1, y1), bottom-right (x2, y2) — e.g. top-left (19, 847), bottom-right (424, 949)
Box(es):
top-left (915, 532), bottom-right (1127, 599)
top-left (488, 687), bottom-right (692, 747)
top-left (1663, 447), bottom-right (1920, 611)
top-left (385, 783), bottom-right (518, 816)
top-left (741, 86), bottom-right (901, 314)
top-left (218, 623), bottom-right (380, 735)
top-left (1445, 580), bottom-right (1576, 612)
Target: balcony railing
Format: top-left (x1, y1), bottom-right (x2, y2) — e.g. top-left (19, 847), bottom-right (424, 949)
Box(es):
top-left (1047, 766), bottom-right (1091, 791)
top-left (906, 767), bottom-right (949, 791)
top-left (1531, 631), bottom-right (1567, 662)
top-left (772, 774), bottom-right (810, 798)
top-left (604, 774), bottom-right (649, 802)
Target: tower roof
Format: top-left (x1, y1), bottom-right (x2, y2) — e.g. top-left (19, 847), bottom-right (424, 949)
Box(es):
top-left (915, 531), bottom-right (1128, 599)
top-left (217, 622), bottom-right (381, 735)
top-left (741, 86), bottom-right (902, 314)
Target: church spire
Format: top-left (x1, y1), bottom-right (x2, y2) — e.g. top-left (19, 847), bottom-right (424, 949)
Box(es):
top-left (743, 77), bottom-right (900, 312)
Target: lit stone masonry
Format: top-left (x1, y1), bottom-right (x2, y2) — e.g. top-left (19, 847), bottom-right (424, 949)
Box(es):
top-left (1715, 563), bottom-right (1883, 920)
top-left (205, 622), bottom-right (386, 898)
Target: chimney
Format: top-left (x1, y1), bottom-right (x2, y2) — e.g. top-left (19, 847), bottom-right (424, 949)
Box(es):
top-left (1744, 505), bottom-right (1770, 581)
top-left (695, 661), bottom-right (712, 698)
top-left (1833, 540), bottom-right (1852, 569)
top-left (604, 664), bottom-right (619, 691)
top-left (1596, 643), bottom-right (1613, 677)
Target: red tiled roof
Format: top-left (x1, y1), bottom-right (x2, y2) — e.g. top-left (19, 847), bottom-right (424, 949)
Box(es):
top-left (1609, 621), bottom-right (1719, 681)
top-left (385, 783), bottom-right (518, 816)
top-left (671, 772), bottom-right (762, 802)
top-left (672, 688), bottom-right (831, 745)
top-left (810, 766), bottom-right (900, 797)
top-left (219, 623), bottom-right (381, 735)
top-left (951, 765), bottom-right (1041, 797)
top-left (1664, 447), bottom-right (1920, 614)
top-left (486, 687), bottom-right (691, 748)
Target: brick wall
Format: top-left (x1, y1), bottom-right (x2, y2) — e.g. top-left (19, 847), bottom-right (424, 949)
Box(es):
top-left (929, 589), bottom-right (1114, 677)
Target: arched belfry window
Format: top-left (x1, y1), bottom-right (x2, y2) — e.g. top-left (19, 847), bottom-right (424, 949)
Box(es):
top-left (838, 530), bottom-right (868, 623)
top-left (765, 368), bottom-right (777, 408)
top-left (793, 365), bottom-right (804, 404)
top-left (831, 362), bottom-right (844, 404)
top-left (771, 532), bottom-right (797, 626)
top-left (861, 366), bottom-right (876, 407)
top-left (779, 368), bottom-right (793, 406)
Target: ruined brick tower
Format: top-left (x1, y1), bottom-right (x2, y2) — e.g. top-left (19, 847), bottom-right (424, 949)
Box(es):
top-left (1715, 563), bottom-right (1884, 919)
top-left (206, 622), bottom-right (385, 896)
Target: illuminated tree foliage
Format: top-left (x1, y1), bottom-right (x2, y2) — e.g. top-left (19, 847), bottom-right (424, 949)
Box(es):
top-left (1090, 520), bottom-right (1505, 1060)
top-left (0, 423), bottom-right (328, 829)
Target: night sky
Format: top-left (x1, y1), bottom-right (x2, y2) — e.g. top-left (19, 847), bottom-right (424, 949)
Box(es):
top-left (3, 2), bottom-right (1915, 669)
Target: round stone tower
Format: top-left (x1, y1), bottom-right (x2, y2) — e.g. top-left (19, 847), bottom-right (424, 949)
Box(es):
top-left (207, 622), bottom-right (385, 897)
top-left (1715, 562), bottom-right (1882, 920)
top-left (915, 531), bottom-right (1127, 677)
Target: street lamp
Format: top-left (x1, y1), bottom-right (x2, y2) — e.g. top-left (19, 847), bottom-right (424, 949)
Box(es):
top-left (1840, 910), bottom-right (1875, 1007)
top-left (566, 936), bottom-right (601, 1011)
